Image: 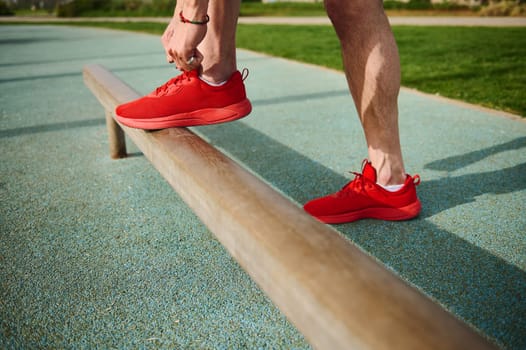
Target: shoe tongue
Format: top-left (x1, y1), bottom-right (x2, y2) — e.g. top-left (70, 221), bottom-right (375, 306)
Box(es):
top-left (362, 161), bottom-right (377, 182)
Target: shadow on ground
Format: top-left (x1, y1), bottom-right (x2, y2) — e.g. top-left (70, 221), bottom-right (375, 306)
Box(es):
top-left (196, 121), bottom-right (526, 350)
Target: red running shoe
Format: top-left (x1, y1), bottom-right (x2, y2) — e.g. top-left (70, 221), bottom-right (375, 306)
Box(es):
top-left (304, 160), bottom-right (421, 224)
top-left (115, 69), bottom-right (252, 129)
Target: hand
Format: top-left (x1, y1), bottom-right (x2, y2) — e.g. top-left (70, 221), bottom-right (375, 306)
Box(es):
top-left (167, 20), bottom-right (207, 71)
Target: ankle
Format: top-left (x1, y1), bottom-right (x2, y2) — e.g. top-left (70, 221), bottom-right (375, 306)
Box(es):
top-left (375, 166), bottom-right (406, 186)
top-left (201, 59), bottom-right (236, 84)
top-left (369, 155), bottom-right (406, 186)
top-left (200, 70), bottom-right (235, 85)
top-left (199, 75), bottom-right (227, 86)
top-left (378, 183), bottom-right (404, 192)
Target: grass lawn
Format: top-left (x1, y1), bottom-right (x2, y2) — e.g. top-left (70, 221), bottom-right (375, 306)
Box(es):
top-left (2, 21), bottom-right (524, 116)
top-left (50, 3), bottom-right (478, 18)
top-left (235, 24), bottom-right (526, 116)
top-left (239, 2), bottom-right (325, 17)
top-left (239, 2), bottom-right (478, 17)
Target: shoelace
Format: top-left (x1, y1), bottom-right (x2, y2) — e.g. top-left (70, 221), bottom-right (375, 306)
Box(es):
top-left (154, 71), bottom-right (193, 96)
top-left (334, 172), bottom-right (366, 198)
top-left (336, 159), bottom-right (370, 196)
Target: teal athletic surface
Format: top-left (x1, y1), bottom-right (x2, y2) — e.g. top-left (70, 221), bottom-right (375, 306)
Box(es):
top-left (1, 25), bottom-right (525, 349)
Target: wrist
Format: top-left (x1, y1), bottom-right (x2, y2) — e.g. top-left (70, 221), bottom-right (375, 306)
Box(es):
top-left (180, 0), bottom-right (209, 21)
top-left (179, 10), bottom-right (209, 25)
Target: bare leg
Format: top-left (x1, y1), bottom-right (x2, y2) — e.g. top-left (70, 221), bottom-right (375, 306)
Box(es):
top-left (198, 0), bottom-right (241, 83)
top-left (325, 0), bottom-right (406, 186)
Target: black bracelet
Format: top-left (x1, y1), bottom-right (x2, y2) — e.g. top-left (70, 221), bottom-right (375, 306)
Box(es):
top-left (179, 11), bottom-right (210, 25)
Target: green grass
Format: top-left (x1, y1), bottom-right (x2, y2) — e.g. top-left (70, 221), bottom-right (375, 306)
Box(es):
top-left (77, 2), bottom-right (327, 17)
top-left (44, 1), bottom-right (478, 18)
top-left (235, 24), bottom-right (526, 116)
top-left (14, 9), bottom-right (52, 16)
top-left (394, 26), bottom-right (525, 116)
top-left (239, 2), bottom-right (326, 17)
top-left (237, 25), bottom-right (525, 116)
top-left (2, 21), bottom-right (524, 116)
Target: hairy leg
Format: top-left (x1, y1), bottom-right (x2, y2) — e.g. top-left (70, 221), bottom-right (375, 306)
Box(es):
top-left (325, 0), bottom-right (406, 186)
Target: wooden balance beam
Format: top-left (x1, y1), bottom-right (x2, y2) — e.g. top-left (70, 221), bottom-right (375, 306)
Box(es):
top-left (83, 64), bottom-right (496, 350)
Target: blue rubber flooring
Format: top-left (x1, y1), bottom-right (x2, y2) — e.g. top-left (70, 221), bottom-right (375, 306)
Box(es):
top-left (1, 25), bottom-right (525, 349)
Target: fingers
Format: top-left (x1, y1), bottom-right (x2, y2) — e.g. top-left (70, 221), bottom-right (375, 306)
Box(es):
top-left (162, 22), bottom-right (176, 64)
top-left (169, 48), bottom-right (203, 71)
top-left (166, 46), bottom-right (174, 63)
top-left (186, 50), bottom-right (203, 70)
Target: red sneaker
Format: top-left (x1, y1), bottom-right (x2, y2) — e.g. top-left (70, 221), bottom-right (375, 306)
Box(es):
top-left (304, 160), bottom-right (421, 224)
top-left (115, 69), bottom-right (252, 129)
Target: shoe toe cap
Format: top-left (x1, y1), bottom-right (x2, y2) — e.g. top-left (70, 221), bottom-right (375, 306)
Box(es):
top-left (303, 197), bottom-right (329, 217)
top-left (115, 101), bottom-right (135, 118)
